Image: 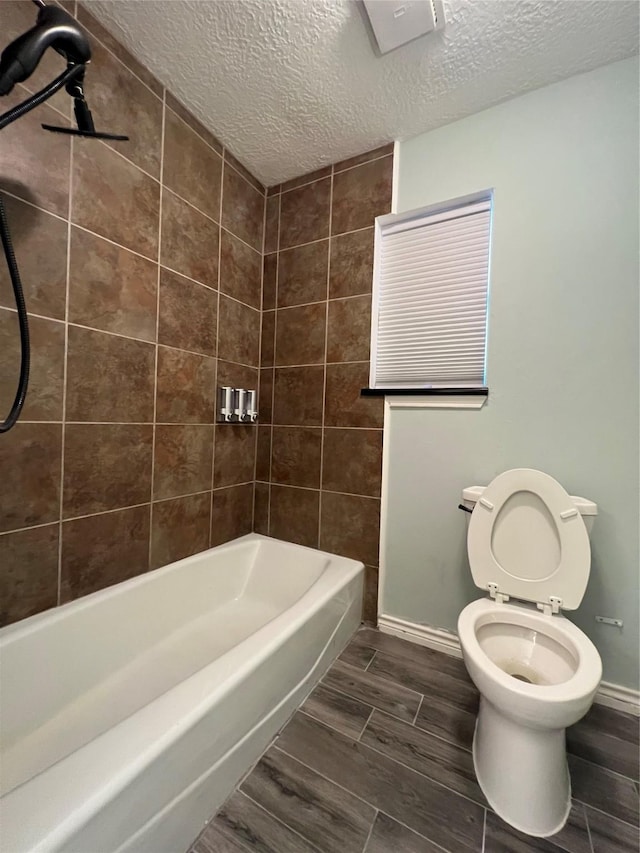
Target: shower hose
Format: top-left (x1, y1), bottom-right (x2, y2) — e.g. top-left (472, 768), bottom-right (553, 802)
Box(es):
top-left (0, 64), bottom-right (83, 432)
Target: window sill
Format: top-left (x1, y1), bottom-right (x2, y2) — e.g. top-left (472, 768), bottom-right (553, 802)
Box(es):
top-left (361, 387), bottom-right (488, 410)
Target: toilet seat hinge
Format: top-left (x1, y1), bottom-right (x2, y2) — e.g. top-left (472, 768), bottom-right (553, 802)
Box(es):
top-left (487, 582), bottom-right (509, 604)
top-left (537, 596), bottom-right (563, 616)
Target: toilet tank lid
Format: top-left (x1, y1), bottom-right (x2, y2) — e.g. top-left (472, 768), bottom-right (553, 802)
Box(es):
top-left (462, 485), bottom-right (598, 515)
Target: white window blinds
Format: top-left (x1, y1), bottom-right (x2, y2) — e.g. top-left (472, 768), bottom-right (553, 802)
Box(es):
top-left (370, 193), bottom-right (492, 389)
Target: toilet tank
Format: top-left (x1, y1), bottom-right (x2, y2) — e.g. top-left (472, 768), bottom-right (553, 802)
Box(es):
top-left (461, 486), bottom-right (598, 535)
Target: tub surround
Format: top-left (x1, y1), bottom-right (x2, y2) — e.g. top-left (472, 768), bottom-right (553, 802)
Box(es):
top-left (256, 148), bottom-right (393, 621)
top-left (0, 1), bottom-right (264, 627)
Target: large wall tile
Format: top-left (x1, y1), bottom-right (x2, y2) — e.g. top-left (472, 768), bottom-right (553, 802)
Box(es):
top-left (320, 492), bottom-right (381, 566)
top-left (0, 195), bottom-right (67, 320)
top-left (150, 492), bottom-right (211, 569)
top-left (325, 363), bottom-right (383, 428)
top-left (271, 426), bottom-right (322, 489)
top-left (0, 311), bottom-right (64, 421)
top-left (158, 268), bottom-right (217, 356)
top-left (68, 227), bottom-right (157, 342)
top-left (153, 424), bottom-right (213, 501)
top-left (264, 195), bottom-right (280, 254)
top-left (0, 523), bottom-right (59, 626)
top-left (253, 482), bottom-right (269, 535)
top-left (218, 296), bottom-right (260, 366)
top-left (278, 241), bottom-right (329, 307)
top-left (214, 425), bottom-right (257, 487)
top-left (279, 179), bottom-right (331, 249)
top-left (220, 231), bottom-right (262, 309)
top-left (273, 366), bottom-right (325, 426)
top-left (333, 145), bottom-right (394, 172)
top-left (327, 296), bottom-right (371, 363)
top-left (261, 310), bottom-right (275, 368)
top-left (222, 167), bottom-right (264, 251)
top-left (161, 189), bottom-right (219, 287)
top-left (86, 40), bottom-right (163, 178)
top-left (259, 368), bottom-right (274, 424)
top-left (210, 483), bottom-right (254, 546)
top-left (155, 347), bottom-right (216, 423)
top-left (163, 107), bottom-right (222, 219)
top-left (331, 156), bottom-right (393, 236)
top-left (329, 228), bottom-right (374, 299)
top-left (0, 87), bottom-right (70, 217)
top-left (65, 326), bottom-right (155, 423)
top-left (263, 254), bottom-right (277, 310)
top-left (275, 303), bottom-right (326, 366)
top-left (270, 485), bottom-right (319, 548)
top-left (60, 505), bottom-right (150, 602)
top-left (0, 423), bottom-right (61, 532)
top-left (165, 92), bottom-right (222, 153)
top-left (256, 426), bottom-right (272, 482)
top-left (322, 429), bottom-right (383, 497)
top-left (73, 142), bottom-right (159, 258)
top-left (63, 424), bottom-right (153, 518)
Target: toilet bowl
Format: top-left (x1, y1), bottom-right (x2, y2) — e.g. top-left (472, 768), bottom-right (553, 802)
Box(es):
top-left (457, 468), bottom-right (602, 837)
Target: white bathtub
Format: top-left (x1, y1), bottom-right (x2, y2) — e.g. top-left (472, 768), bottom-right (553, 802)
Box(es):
top-left (0, 534), bottom-right (364, 853)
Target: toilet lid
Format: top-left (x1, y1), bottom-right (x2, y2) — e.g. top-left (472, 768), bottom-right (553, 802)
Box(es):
top-left (467, 468), bottom-right (591, 611)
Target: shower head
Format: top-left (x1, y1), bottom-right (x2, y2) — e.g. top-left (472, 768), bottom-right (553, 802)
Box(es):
top-left (0, 2), bottom-right (129, 141)
top-left (0, 4), bottom-right (90, 96)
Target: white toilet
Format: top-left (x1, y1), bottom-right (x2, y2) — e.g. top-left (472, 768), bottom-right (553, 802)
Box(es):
top-left (457, 468), bottom-right (602, 838)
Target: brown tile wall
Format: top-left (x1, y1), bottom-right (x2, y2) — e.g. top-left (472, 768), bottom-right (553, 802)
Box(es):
top-left (0, 1), bottom-right (264, 627)
top-left (257, 146), bottom-right (393, 622)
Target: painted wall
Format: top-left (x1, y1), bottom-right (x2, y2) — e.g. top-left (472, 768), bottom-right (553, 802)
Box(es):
top-left (384, 58), bottom-right (639, 689)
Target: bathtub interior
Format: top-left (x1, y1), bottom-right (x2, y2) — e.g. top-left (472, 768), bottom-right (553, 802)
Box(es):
top-left (0, 536), bottom-right (330, 798)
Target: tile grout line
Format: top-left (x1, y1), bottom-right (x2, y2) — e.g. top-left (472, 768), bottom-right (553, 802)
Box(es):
top-left (412, 693), bottom-right (425, 727)
top-left (272, 151), bottom-right (393, 198)
top-left (209, 145), bottom-right (225, 544)
top-left (358, 707), bottom-right (376, 742)
top-left (317, 165), bottom-right (334, 548)
top-left (55, 129), bottom-right (74, 603)
top-left (287, 709), bottom-right (488, 811)
top-left (273, 734), bottom-right (476, 848)
top-left (582, 802), bottom-right (596, 853)
top-left (252, 187), bottom-right (268, 532)
top-left (272, 292), bottom-right (372, 312)
top-left (272, 222), bottom-right (373, 255)
top-left (236, 790), bottom-right (325, 853)
top-left (148, 89), bottom-right (166, 567)
top-left (480, 808), bottom-right (487, 853)
top-left (360, 807), bottom-right (378, 853)
top-left (364, 650), bottom-right (377, 671)
top-left (266, 192), bottom-right (282, 534)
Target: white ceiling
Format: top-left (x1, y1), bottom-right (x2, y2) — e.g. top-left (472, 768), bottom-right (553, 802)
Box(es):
top-left (90, 0), bottom-right (639, 187)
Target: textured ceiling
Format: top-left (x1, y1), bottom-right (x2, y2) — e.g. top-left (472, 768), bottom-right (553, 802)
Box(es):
top-left (89, 0), bottom-right (639, 186)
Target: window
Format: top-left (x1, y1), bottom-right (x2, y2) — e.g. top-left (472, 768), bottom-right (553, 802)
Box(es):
top-left (369, 191), bottom-right (493, 391)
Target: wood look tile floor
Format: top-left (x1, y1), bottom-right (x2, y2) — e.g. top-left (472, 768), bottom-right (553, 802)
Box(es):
top-left (190, 628), bottom-right (640, 853)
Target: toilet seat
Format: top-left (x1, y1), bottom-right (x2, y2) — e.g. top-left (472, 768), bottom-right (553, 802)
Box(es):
top-left (467, 468), bottom-right (591, 612)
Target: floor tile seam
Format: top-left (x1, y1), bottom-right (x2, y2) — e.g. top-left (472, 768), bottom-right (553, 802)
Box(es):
top-left (235, 789), bottom-right (325, 853)
top-left (272, 739), bottom-right (386, 818)
top-left (569, 754), bottom-right (640, 787)
top-left (576, 798), bottom-right (640, 828)
top-left (355, 724), bottom-right (489, 811)
top-left (330, 658), bottom-right (424, 703)
top-left (317, 679), bottom-right (419, 719)
top-left (359, 807), bottom-right (378, 853)
top-left (578, 801), bottom-right (596, 853)
top-left (357, 707), bottom-right (376, 742)
top-left (273, 738), bottom-right (476, 853)
top-left (364, 650), bottom-right (377, 671)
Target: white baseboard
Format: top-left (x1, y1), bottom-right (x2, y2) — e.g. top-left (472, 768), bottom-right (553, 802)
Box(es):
top-left (377, 614), bottom-right (640, 717)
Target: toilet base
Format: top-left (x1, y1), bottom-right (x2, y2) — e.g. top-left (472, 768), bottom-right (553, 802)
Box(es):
top-left (472, 696), bottom-right (572, 837)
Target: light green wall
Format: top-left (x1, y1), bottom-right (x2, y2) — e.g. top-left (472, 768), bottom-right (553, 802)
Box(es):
top-left (385, 57), bottom-right (640, 690)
